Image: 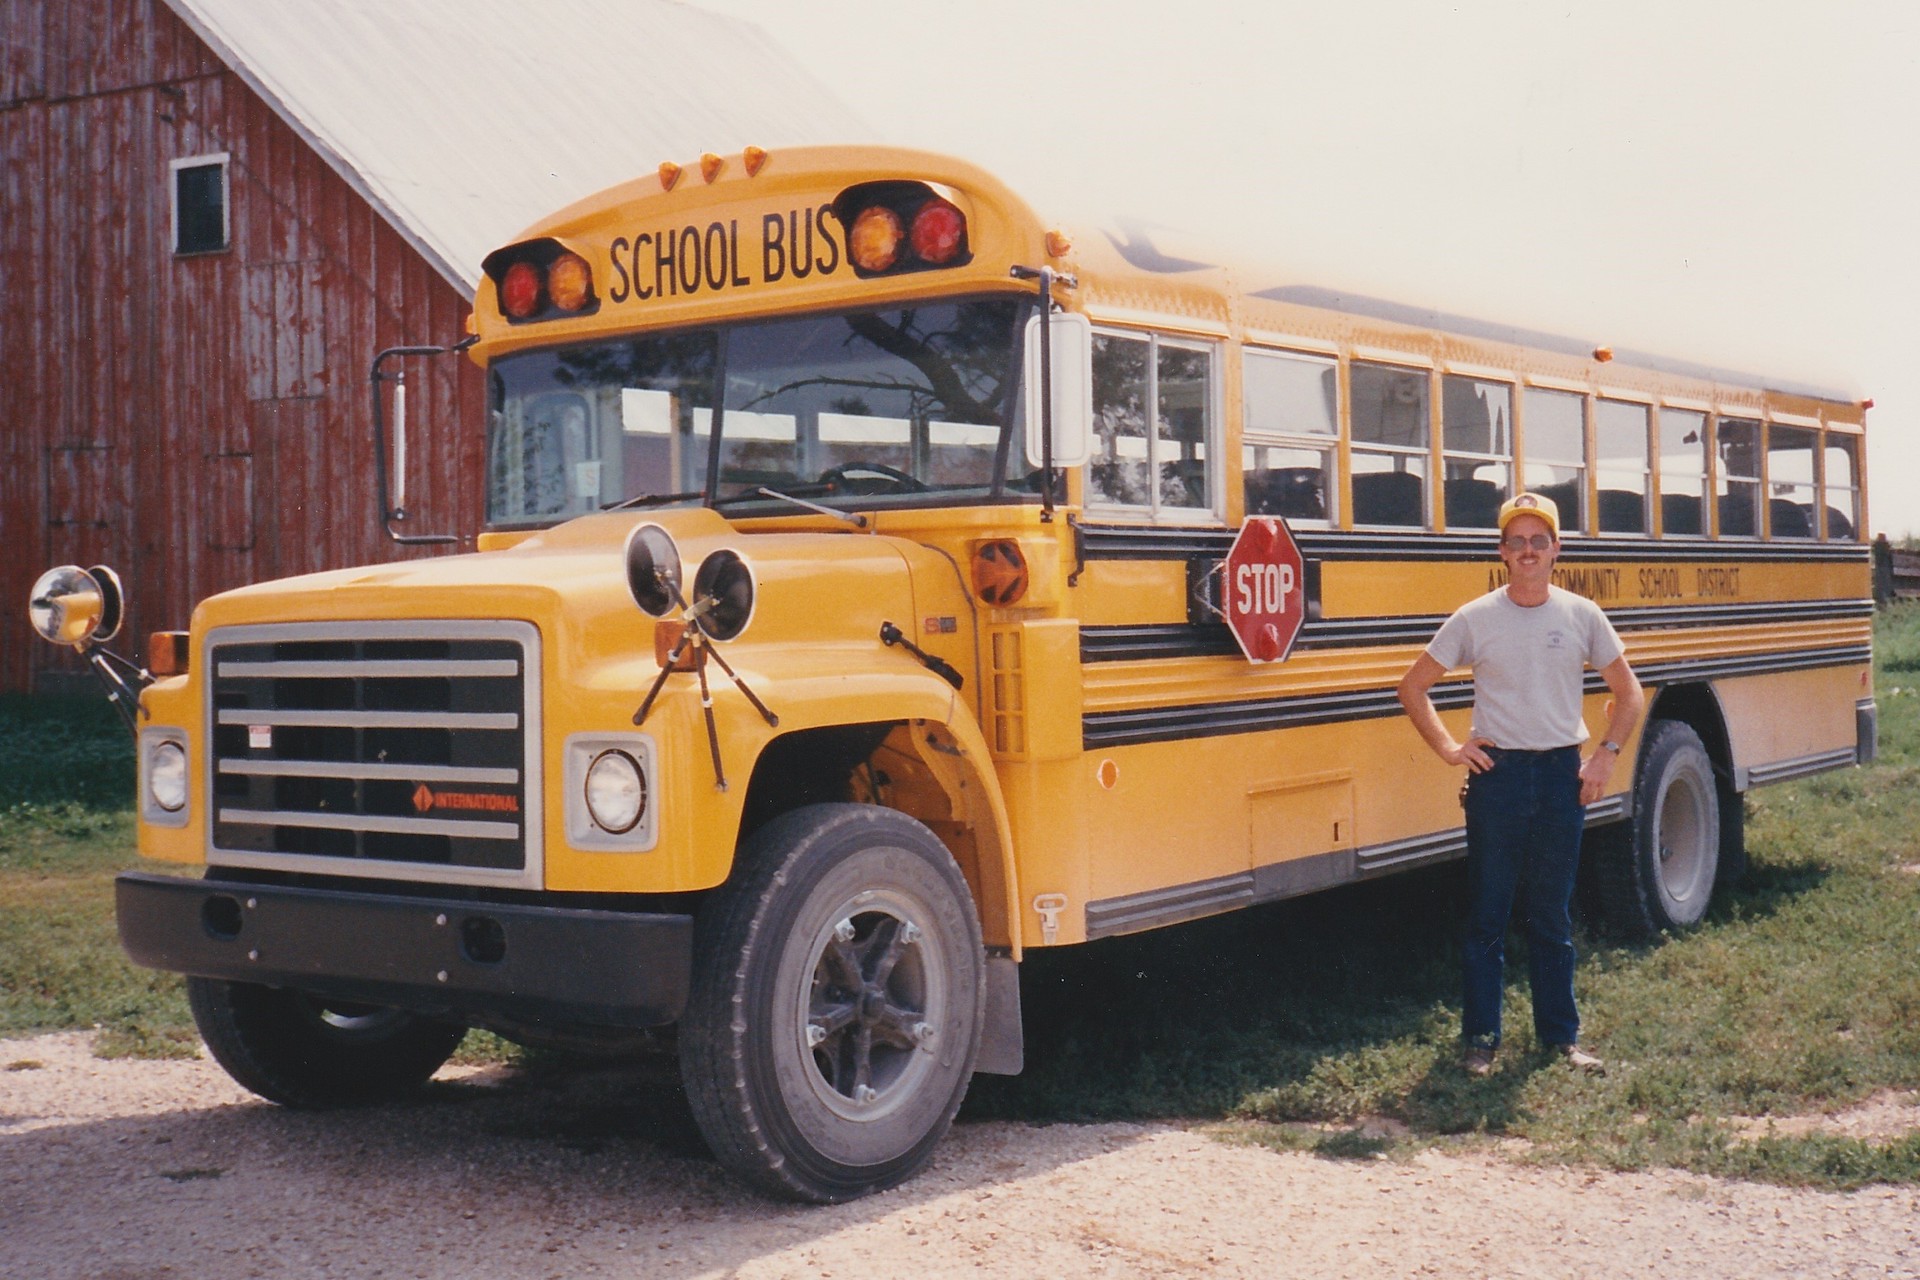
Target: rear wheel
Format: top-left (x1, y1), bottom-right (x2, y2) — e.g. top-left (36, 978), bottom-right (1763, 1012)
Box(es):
top-left (679, 804), bottom-right (985, 1202)
top-left (1591, 719), bottom-right (1721, 938)
top-left (187, 978), bottom-right (466, 1108)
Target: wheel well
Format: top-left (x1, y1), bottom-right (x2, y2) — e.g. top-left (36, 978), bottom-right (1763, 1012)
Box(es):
top-left (737, 722), bottom-right (1012, 948)
top-left (1646, 682), bottom-right (1734, 788)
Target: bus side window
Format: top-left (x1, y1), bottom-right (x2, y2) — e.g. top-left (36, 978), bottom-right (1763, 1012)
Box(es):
top-left (1242, 348), bottom-right (1337, 523)
top-left (1716, 418), bottom-right (1762, 537)
top-left (1441, 374), bottom-right (1513, 530)
top-left (1350, 361), bottom-right (1429, 528)
top-left (1825, 434), bottom-right (1861, 540)
top-left (1657, 408), bottom-right (1708, 536)
top-left (1522, 387), bottom-right (1587, 533)
top-left (1595, 399), bottom-right (1651, 534)
top-left (1089, 330), bottom-right (1217, 516)
top-left (1765, 424), bottom-right (1818, 540)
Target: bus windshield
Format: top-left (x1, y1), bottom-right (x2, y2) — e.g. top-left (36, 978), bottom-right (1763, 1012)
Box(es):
top-left (485, 297), bottom-right (1032, 525)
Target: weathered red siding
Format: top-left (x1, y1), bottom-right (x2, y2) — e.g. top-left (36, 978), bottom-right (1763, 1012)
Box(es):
top-left (1, 0), bottom-right (485, 694)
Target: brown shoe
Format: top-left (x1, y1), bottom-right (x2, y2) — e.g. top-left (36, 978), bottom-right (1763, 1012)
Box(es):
top-left (1551, 1043), bottom-right (1606, 1075)
top-left (1463, 1045), bottom-right (1496, 1076)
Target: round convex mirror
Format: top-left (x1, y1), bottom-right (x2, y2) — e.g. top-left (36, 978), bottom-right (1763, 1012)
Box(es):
top-left (623, 523), bottom-right (683, 618)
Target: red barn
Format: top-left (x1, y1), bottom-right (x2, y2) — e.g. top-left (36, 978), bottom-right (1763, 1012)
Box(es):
top-left (1, 0), bottom-right (865, 693)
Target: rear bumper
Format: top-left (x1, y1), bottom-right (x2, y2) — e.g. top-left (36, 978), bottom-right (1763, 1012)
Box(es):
top-left (116, 872), bottom-right (692, 1028)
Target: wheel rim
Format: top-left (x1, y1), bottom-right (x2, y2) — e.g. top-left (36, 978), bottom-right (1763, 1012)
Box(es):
top-left (793, 887), bottom-right (947, 1124)
top-left (297, 996), bottom-right (409, 1038)
top-left (1655, 764), bottom-right (1713, 908)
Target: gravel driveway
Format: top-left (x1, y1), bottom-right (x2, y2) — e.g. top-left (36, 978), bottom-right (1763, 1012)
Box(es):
top-left (3, 1032), bottom-right (1916, 1279)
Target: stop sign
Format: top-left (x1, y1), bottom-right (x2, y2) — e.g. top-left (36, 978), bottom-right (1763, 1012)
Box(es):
top-left (1223, 516), bottom-right (1306, 663)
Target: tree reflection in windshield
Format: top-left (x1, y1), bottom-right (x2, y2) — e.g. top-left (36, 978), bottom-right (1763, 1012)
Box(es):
top-left (485, 299), bottom-right (1029, 525)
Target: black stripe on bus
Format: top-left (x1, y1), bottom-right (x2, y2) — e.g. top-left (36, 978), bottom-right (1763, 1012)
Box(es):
top-left (1075, 523), bottom-right (1870, 565)
top-left (1081, 644), bottom-right (1871, 749)
top-left (1081, 599), bottom-right (1874, 663)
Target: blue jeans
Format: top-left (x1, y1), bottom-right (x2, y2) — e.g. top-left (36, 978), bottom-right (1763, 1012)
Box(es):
top-left (1461, 746), bottom-right (1585, 1049)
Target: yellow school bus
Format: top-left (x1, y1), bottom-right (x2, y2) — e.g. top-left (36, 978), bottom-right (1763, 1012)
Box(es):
top-left (29, 145), bottom-right (1873, 1202)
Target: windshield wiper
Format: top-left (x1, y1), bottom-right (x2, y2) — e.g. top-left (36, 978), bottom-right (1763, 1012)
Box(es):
top-left (602, 490), bottom-right (704, 512)
top-left (714, 487), bottom-right (868, 528)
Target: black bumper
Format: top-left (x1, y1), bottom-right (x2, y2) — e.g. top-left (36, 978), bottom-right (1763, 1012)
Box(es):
top-left (116, 872), bottom-right (693, 1028)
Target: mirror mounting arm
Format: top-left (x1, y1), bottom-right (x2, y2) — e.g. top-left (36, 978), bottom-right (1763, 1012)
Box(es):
top-left (370, 336), bottom-right (477, 546)
top-left (81, 641), bottom-right (152, 738)
top-left (1010, 266), bottom-right (1078, 522)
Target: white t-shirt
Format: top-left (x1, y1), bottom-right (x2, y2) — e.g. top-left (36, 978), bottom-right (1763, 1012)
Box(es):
top-left (1424, 585), bottom-right (1625, 750)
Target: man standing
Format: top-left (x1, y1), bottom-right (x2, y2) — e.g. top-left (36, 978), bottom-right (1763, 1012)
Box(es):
top-left (1397, 493), bottom-right (1644, 1076)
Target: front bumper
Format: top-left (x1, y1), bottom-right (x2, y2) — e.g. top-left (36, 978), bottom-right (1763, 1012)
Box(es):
top-left (116, 872), bottom-right (692, 1028)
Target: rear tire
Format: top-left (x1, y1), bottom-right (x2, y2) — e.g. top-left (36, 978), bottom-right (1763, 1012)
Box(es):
top-left (679, 804), bottom-right (985, 1203)
top-left (1591, 720), bottom-right (1721, 939)
top-left (187, 978), bottom-right (466, 1108)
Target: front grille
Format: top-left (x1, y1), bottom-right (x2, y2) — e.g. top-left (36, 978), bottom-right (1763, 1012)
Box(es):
top-left (206, 621), bottom-right (541, 887)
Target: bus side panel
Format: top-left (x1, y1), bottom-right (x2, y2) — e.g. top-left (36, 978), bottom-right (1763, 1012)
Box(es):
top-left (1714, 663), bottom-right (1871, 784)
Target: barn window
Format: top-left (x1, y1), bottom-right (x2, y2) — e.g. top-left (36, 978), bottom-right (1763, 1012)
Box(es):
top-left (171, 153), bottom-right (230, 255)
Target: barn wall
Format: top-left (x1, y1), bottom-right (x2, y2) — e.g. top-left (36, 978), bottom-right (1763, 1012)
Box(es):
top-left (0, 0), bottom-right (485, 694)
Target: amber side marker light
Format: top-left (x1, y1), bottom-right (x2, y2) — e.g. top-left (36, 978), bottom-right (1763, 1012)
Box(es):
top-left (743, 145), bottom-right (768, 176)
top-left (658, 160), bottom-right (682, 191)
top-left (972, 540), bottom-right (1029, 605)
top-left (147, 631), bottom-right (189, 677)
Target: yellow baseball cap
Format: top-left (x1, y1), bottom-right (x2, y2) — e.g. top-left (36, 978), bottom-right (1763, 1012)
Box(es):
top-left (1498, 491), bottom-right (1561, 538)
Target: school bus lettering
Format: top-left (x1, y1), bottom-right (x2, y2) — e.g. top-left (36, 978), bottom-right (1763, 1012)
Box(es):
top-left (1639, 566), bottom-right (1684, 600)
top-left (607, 206), bottom-right (842, 304)
top-left (761, 204), bottom-right (841, 282)
top-left (1696, 566), bottom-right (1742, 598)
top-left (52, 145), bottom-right (1869, 1205)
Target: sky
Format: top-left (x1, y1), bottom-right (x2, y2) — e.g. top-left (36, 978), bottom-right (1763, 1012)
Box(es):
top-left (695, 0), bottom-right (1920, 535)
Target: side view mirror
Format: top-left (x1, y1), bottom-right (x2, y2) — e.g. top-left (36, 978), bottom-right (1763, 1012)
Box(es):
top-left (28, 564), bottom-right (124, 648)
top-left (370, 339), bottom-right (475, 547)
top-left (1023, 311), bottom-right (1093, 470)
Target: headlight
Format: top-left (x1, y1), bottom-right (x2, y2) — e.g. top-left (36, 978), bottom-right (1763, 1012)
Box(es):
top-left (148, 741), bottom-right (188, 812)
top-left (583, 749), bottom-right (645, 834)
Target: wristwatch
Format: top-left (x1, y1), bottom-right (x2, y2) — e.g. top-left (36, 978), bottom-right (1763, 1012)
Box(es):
top-left (1599, 740), bottom-right (1622, 754)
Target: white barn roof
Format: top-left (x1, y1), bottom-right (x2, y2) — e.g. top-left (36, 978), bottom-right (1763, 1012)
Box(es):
top-left (162, 0), bottom-right (872, 290)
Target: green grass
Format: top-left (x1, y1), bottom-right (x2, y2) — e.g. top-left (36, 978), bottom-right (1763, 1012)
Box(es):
top-left (0, 695), bottom-right (194, 1054)
top-left (5, 614), bottom-right (1920, 1188)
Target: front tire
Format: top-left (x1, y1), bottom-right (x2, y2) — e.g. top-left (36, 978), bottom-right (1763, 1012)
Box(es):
top-left (1592, 720), bottom-right (1722, 938)
top-left (186, 978), bottom-right (466, 1108)
top-left (679, 804), bottom-right (985, 1203)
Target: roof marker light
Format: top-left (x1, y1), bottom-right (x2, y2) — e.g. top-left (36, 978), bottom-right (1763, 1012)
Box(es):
top-left (1045, 230), bottom-right (1073, 258)
top-left (700, 152), bottom-right (723, 184)
top-left (658, 161), bottom-right (681, 192)
top-left (743, 145), bottom-right (768, 176)
top-left (1593, 346), bottom-right (1614, 362)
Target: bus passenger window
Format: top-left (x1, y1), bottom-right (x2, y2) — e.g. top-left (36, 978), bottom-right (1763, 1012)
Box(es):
top-left (1243, 349), bottom-right (1337, 523)
top-left (1825, 435), bottom-right (1861, 540)
top-left (1522, 388), bottom-right (1587, 533)
top-left (1089, 331), bottom-right (1216, 516)
top-left (1350, 361), bottom-right (1430, 527)
top-left (1765, 424), bottom-right (1818, 539)
top-left (1441, 375), bottom-right (1512, 529)
top-left (1657, 408), bottom-right (1708, 536)
top-left (1595, 400), bottom-right (1651, 534)
top-left (1716, 418), bottom-right (1761, 537)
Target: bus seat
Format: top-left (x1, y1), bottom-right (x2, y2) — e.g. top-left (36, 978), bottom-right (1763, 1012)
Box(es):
top-left (1246, 466), bottom-right (1325, 519)
top-left (1443, 478), bottom-right (1501, 529)
top-left (1351, 470), bottom-right (1424, 527)
top-left (1719, 493), bottom-right (1758, 537)
top-left (1597, 489), bottom-right (1646, 534)
top-left (1769, 499), bottom-right (1813, 539)
top-left (1660, 493), bottom-right (1704, 536)
top-left (1826, 506), bottom-right (1854, 540)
